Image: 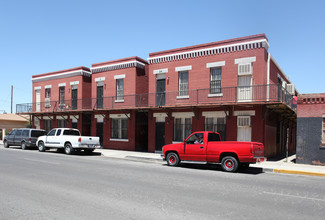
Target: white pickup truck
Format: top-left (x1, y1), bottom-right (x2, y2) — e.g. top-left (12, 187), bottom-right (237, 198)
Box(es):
top-left (36, 128), bottom-right (100, 155)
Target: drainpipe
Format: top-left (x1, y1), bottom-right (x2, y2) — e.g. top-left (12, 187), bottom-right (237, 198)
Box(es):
top-left (267, 53), bottom-right (270, 101)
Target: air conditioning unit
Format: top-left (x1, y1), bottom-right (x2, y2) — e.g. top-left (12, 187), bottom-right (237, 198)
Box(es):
top-left (45, 98), bottom-right (51, 108)
top-left (287, 84), bottom-right (295, 95)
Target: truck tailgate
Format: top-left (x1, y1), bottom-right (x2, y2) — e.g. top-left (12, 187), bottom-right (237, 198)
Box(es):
top-left (80, 136), bottom-right (100, 145)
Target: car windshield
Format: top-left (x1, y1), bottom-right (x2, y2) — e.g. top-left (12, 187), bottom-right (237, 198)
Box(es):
top-left (31, 130), bottom-right (47, 137)
top-left (63, 130), bottom-right (80, 136)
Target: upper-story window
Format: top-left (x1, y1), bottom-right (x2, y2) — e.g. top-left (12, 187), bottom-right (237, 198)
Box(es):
top-left (178, 71), bottom-right (189, 96)
top-left (116, 79), bottom-right (124, 101)
top-left (45, 88), bottom-right (51, 99)
top-left (210, 67), bottom-right (222, 94)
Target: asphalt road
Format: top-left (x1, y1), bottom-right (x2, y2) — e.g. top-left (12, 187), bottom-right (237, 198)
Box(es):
top-left (0, 146), bottom-right (324, 220)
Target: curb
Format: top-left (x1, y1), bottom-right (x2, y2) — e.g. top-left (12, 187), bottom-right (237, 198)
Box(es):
top-left (273, 169), bottom-right (325, 177)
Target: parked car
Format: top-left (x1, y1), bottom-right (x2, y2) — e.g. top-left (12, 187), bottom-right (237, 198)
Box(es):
top-left (3, 128), bottom-right (47, 150)
top-left (162, 131), bottom-right (265, 172)
top-left (36, 128), bottom-right (100, 155)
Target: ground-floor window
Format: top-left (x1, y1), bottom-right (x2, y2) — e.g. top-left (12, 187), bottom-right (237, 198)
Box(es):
top-left (111, 118), bottom-right (128, 140)
top-left (174, 118), bottom-right (192, 142)
top-left (58, 119), bottom-right (66, 128)
top-left (205, 117), bottom-right (226, 141)
top-left (44, 119), bottom-right (52, 133)
top-left (322, 116), bottom-right (325, 144)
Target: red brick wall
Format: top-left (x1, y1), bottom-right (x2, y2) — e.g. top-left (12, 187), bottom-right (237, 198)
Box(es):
top-left (298, 94), bottom-right (325, 118)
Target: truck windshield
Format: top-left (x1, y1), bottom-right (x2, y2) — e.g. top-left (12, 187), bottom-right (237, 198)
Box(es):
top-left (31, 130), bottom-right (47, 137)
top-left (63, 130), bottom-right (80, 136)
top-left (208, 133), bottom-right (221, 142)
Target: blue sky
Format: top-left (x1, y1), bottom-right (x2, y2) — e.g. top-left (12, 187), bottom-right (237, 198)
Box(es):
top-left (0, 0), bottom-right (324, 113)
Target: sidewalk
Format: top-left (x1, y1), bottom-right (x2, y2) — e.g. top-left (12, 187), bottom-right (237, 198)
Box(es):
top-left (95, 149), bottom-right (325, 177)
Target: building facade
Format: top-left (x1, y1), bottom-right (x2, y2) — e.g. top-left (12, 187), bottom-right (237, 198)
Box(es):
top-left (297, 93), bottom-right (325, 165)
top-left (17, 34), bottom-right (297, 158)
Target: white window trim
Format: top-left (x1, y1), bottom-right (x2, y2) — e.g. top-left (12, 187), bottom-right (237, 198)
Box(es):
top-left (208, 93), bottom-right (223, 97)
top-left (202, 111), bottom-right (228, 118)
top-left (95, 114), bottom-right (104, 123)
top-left (153, 68), bottom-right (168, 74)
top-left (97, 82), bottom-right (104, 86)
top-left (176, 95), bottom-right (190, 99)
top-left (115, 99), bottom-right (124, 103)
top-left (109, 114), bottom-right (130, 119)
top-left (69, 115), bottom-right (79, 120)
top-left (234, 56), bottom-right (256, 64)
top-left (234, 110), bottom-right (255, 116)
top-left (34, 86), bottom-right (41, 90)
top-left (95, 77), bottom-right (105, 82)
top-left (70, 81), bottom-right (79, 85)
top-left (175, 65), bottom-right (192, 72)
top-left (156, 73), bottom-right (166, 80)
top-left (45, 85), bottom-right (52, 89)
top-left (58, 83), bottom-right (66, 87)
top-left (110, 138), bottom-right (129, 142)
top-left (237, 116), bottom-right (251, 127)
top-left (153, 113), bottom-right (168, 118)
top-left (114, 74), bottom-right (125, 79)
top-left (56, 115), bottom-right (68, 120)
top-left (206, 61), bottom-right (225, 68)
top-left (172, 112), bottom-right (194, 118)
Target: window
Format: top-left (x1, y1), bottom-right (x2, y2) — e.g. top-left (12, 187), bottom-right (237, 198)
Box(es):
top-left (111, 118), bottom-right (128, 139)
top-left (116, 79), bottom-right (124, 100)
top-left (186, 133), bottom-right (204, 144)
top-left (63, 130), bottom-right (80, 136)
top-left (208, 133), bottom-right (221, 142)
top-left (178, 71), bottom-right (188, 96)
top-left (22, 130), bottom-right (29, 137)
top-left (56, 129), bottom-right (61, 136)
top-left (47, 129), bottom-right (56, 136)
top-left (44, 120), bottom-right (52, 132)
top-left (16, 130), bottom-right (22, 136)
top-left (210, 67), bottom-right (222, 94)
top-left (205, 117), bottom-right (226, 141)
top-left (59, 87), bottom-right (65, 110)
top-left (58, 119), bottom-right (66, 128)
top-left (238, 63), bottom-right (252, 75)
top-left (45, 88), bottom-right (51, 98)
top-left (174, 117), bottom-right (192, 142)
top-left (31, 130), bottom-right (47, 137)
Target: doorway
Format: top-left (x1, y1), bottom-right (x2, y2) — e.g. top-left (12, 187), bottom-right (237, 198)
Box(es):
top-left (155, 122), bottom-right (165, 152)
top-left (156, 79), bottom-right (166, 106)
top-left (238, 76), bottom-right (252, 102)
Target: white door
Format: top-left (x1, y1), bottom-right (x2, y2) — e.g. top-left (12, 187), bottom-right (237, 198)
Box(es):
top-left (36, 90), bottom-right (41, 112)
top-left (237, 116), bottom-right (252, 141)
top-left (238, 76), bottom-right (252, 102)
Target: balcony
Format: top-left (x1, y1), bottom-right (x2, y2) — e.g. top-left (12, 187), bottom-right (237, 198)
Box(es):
top-left (16, 84), bottom-right (296, 114)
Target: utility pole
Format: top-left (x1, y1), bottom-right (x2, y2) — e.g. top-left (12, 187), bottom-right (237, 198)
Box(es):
top-left (11, 85), bottom-right (13, 114)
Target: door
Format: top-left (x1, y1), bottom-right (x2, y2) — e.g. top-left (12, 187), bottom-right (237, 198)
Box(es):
top-left (155, 122), bottom-right (165, 152)
top-left (96, 122), bottom-right (103, 146)
top-left (7, 130), bottom-right (16, 145)
top-left (238, 76), bottom-right (252, 102)
top-left (156, 79), bottom-right (166, 106)
top-left (237, 116), bottom-right (252, 142)
top-left (72, 88), bottom-right (78, 110)
top-left (14, 129), bottom-right (22, 145)
top-left (36, 90), bottom-right (41, 112)
top-left (97, 86), bottom-right (103, 109)
top-left (45, 129), bottom-right (57, 147)
top-left (183, 133), bottom-right (206, 161)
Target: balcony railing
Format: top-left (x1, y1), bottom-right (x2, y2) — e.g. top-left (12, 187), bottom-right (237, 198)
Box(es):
top-left (16, 84), bottom-right (296, 114)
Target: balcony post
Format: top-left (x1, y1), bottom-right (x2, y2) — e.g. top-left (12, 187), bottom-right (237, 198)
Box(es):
top-left (197, 89), bottom-right (199, 104)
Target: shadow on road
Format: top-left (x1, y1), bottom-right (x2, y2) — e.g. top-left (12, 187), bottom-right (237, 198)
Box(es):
top-left (167, 163), bottom-right (264, 175)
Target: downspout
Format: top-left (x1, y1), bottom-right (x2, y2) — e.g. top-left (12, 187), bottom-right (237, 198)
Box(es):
top-left (267, 53), bottom-right (270, 101)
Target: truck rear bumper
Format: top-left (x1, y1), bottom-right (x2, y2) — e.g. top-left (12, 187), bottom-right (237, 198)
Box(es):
top-left (77, 144), bottom-right (100, 149)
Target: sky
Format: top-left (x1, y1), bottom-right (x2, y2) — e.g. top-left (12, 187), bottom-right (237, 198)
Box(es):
top-left (0, 0), bottom-right (324, 113)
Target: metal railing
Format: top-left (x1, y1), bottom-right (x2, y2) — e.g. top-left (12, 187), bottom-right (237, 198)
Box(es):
top-left (16, 84), bottom-right (296, 113)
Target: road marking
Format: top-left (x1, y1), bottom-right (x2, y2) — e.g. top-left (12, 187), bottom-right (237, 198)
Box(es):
top-left (263, 191), bottom-right (325, 202)
top-left (24, 158), bottom-right (60, 165)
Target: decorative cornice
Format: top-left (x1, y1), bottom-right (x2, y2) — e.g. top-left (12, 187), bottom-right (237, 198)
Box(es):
top-left (148, 39), bottom-right (269, 64)
top-left (91, 60), bottom-right (146, 74)
top-left (32, 70), bottom-right (91, 83)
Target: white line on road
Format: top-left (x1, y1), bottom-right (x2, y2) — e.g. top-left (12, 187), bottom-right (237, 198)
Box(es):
top-left (24, 158), bottom-right (61, 165)
top-left (263, 191), bottom-right (325, 202)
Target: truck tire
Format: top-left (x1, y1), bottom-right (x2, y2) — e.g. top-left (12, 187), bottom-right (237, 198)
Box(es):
top-left (64, 143), bottom-right (74, 155)
top-left (4, 140), bottom-right (9, 148)
top-left (221, 156), bottom-right (239, 172)
top-left (38, 141), bottom-right (46, 152)
top-left (21, 141), bottom-right (27, 150)
top-left (166, 152), bottom-right (180, 166)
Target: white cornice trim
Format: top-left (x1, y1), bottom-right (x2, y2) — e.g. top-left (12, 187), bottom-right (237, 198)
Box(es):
top-left (91, 60), bottom-right (146, 74)
top-left (148, 39), bottom-right (269, 64)
top-left (32, 70), bottom-right (91, 83)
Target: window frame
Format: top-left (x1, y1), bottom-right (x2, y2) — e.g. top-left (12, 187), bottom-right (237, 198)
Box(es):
top-left (178, 71), bottom-right (189, 97)
top-left (210, 67), bottom-right (222, 94)
top-left (173, 117), bottom-right (192, 142)
top-left (116, 78), bottom-right (124, 101)
top-left (205, 117), bottom-right (226, 141)
top-left (110, 118), bottom-right (128, 141)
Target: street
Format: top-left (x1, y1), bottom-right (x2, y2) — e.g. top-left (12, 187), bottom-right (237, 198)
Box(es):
top-left (0, 147), bottom-right (324, 220)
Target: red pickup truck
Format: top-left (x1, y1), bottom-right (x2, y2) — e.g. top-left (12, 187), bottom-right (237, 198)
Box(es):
top-left (162, 131), bottom-right (264, 172)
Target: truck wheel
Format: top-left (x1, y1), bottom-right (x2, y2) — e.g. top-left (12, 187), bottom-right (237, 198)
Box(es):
top-left (21, 141), bottom-right (27, 150)
top-left (38, 142), bottom-right (46, 152)
top-left (221, 156), bottom-right (239, 172)
top-left (4, 140), bottom-right (9, 148)
top-left (64, 143), bottom-right (74, 155)
top-left (166, 152), bottom-right (180, 166)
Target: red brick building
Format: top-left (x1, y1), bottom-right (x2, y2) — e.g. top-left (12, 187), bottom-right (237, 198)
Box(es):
top-left (17, 34), bottom-right (297, 158)
top-left (297, 94), bottom-right (325, 165)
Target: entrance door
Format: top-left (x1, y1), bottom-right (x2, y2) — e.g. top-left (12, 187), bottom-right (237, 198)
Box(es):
top-left (97, 86), bottom-right (103, 109)
top-left (72, 88), bottom-right (78, 110)
top-left (155, 122), bottom-right (165, 152)
top-left (36, 90), bottom-right (41, 112)
top-left (237, 116), bottom-right (252, 142)
top-left (156, 79), bottom-right (166, 106)
top-left (96, 122), bottom-right (103, 146)
top-left (238, 76), bottom-right (252, 102)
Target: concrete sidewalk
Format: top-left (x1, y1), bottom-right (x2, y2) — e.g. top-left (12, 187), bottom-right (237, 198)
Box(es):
top-left (95, 149), bottom-right (325, 177)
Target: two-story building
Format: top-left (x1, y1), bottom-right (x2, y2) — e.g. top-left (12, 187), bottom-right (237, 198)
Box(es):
top-left (17, 34), bottom-right (297, 158)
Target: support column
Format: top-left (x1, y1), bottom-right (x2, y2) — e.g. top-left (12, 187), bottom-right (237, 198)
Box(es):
top-left (2, 129), bottom-right (5, 141)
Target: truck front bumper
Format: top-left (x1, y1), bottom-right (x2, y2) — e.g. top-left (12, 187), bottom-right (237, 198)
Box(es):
top-left (161, 154), bottom-right (166, 161)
